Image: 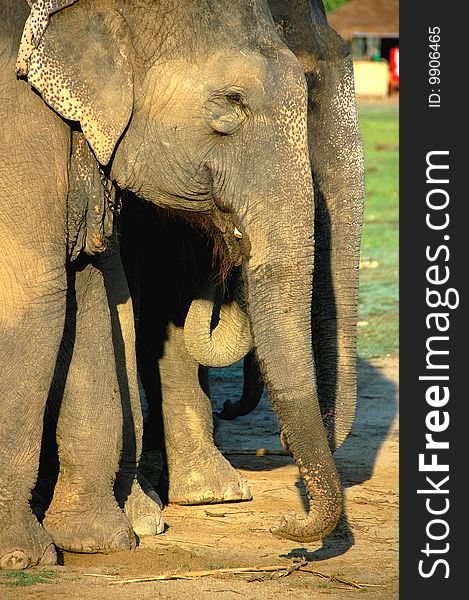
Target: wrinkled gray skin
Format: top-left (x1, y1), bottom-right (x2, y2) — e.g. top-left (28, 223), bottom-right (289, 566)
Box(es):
top-left (119, 200), bottom-right (262, 502)
top-left (208, 0), bottom-right (365, 447)
top-left (0, 0), bottom-right (362, 569)
top-left (269, 0), bottom-right (364, 453)
top-left (156, 1), bottom-right (364, 448)
top-left (116, 0), bottom-right (363, 541)
top-left (28, 131), bottom-right (165, 542)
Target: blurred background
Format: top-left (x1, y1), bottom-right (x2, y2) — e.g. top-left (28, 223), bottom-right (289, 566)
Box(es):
top-left (325, 0), bottom-right (399, 360)
top-left (327, 0), bottom-right (399, 98)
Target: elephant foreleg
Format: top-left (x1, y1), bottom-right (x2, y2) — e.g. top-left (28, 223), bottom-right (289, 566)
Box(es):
top-left (0, 247), bottom-right (66, 570)
top-left (42, 257), bottom-right (136, 553)
top-left (159, 324), bottom-right (251, 505)
top-left (0, 108), bottom-right (68, 568)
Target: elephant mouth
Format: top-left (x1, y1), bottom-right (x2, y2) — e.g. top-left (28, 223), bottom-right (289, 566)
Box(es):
top-left (209, 207), bottom-right (245, 269)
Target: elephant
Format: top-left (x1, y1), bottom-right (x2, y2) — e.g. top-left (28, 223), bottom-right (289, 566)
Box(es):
top-left (268, 0), bottom-right (365, 455)
top-left (118, 0), bottom-right (364, 534)
top-left (120, 196), bottom-right (254, 504)
top-left (26, 130), bottom-right (166, 536)
top-left (119, 199), bottom-right (270, 503)
top-left (134, 0), bottom-right (365, 462)
top-left (0, 0), bottom-right (363, 570)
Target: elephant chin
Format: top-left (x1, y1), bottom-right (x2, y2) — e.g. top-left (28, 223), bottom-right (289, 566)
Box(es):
top-left (184, 295), bottom-right (253, 368)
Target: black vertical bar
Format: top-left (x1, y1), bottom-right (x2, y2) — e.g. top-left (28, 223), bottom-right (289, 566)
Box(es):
top-left (400, 2), bottom-right (466, 597)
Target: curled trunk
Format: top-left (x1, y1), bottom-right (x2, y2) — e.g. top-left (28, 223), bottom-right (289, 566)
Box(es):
top-left (184, 281), bottom-right (253, 368)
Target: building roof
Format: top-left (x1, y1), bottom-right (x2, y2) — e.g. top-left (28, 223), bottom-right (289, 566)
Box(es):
top-left (328, 0), bottom-right (399, 39)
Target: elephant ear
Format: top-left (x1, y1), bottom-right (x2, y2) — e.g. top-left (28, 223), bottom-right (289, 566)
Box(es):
top-left (23, 1), bottom-right (133, 165)
top-left (16, 0), bottom-right (80, 76)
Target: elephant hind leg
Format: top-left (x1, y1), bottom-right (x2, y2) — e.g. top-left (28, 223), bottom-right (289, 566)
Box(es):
top-left (101, 247), bottom-right (165, 538)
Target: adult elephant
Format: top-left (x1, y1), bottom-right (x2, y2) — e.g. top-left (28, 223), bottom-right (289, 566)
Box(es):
top-left (162, 0), bottom-right (365, 454)
top-left (0, 0), bottom-right (362, 569)
top-left (268, 0), bottom-right (364, 454)
top-left (119, 0), bottom-right (364, 533)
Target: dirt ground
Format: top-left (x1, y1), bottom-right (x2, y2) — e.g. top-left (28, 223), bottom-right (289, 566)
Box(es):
top-left (2, 357), bottom-right (398, 599)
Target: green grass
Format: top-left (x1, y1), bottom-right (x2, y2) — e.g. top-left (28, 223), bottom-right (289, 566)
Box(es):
top-left (324, 0), bottom-right (348, 13)
top-left (0, 569), bottom-right (59, 587)
top-left (356, 101), bottom-right (399, 358)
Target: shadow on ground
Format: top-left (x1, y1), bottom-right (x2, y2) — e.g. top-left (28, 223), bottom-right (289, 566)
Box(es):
top-left (211, 356), bottom-right (398, 561)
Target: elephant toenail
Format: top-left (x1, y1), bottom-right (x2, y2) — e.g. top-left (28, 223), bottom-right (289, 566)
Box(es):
top-left (0, 550), bottom-right (29, 570)
top-left (40, 544), bottom-right (57, 565)
top-left (132, 515), bottom-right (164, 537)
top-left (112, 531), bottom-right (135, 551)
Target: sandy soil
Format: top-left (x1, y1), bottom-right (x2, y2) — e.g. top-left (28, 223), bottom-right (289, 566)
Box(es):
top-left (2, 357), bottom-right (398, 599)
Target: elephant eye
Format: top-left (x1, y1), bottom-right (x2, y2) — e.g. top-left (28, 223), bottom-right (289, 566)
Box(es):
top-left (226, 92), bottom-right (243, 106)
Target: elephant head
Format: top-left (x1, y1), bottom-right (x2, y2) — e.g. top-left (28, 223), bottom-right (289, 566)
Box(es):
top-left (182, 0), bottom-right (364, 456)
top-left (20, 0), bottom-right (363, 542)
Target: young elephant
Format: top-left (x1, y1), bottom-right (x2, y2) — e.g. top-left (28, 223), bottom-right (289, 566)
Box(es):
top-left (120, 197), bottom-right (261, 505)
top-left (1, 0), bottom-right (362, 569)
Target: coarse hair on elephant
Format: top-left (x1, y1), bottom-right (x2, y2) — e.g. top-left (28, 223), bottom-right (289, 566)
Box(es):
top-left (0, 0), bottom-right (363, 569)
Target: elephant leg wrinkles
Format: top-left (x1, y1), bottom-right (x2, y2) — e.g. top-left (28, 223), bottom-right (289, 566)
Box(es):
top-left (42, 257), bottom-right (136, 553)
top-left (0, 256), bottom-right (66, 568)
top-left (159, 324), bottom-right (252, 505)
top-left (0, 65), bottom-right (68, 567)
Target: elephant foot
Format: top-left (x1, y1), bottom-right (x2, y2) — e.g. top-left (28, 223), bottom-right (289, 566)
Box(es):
top-left (124, 477), bottom-right (165, 537)
top-left (168, 449), bottom-right (252, 505)
top-left (43, 481), bottom-right (135, 553)
top-left (0, 508), bottom-right (57, 570)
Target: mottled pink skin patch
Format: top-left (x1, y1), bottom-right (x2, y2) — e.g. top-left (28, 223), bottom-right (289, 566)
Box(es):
top-left (16, 1), bottom-right (79, 76)
top-left (17, 2), bottom-right (133, 165)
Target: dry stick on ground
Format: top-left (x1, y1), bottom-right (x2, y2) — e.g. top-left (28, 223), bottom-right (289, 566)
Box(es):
top-left (108, 561), bottom-right (307, 585)
top-left (204, 509), bottom-right (254, 517)
top-left (147, 537), bottom-right (218, 548)
top-left (106, 559), bottom-right (380, 589)
top-left (221, 448), bottom-right (290, 456)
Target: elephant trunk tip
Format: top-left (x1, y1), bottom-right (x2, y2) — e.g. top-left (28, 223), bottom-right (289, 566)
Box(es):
top-left (269, 505), bottom-right (341, 543)
top-left (269, 482), bottom-right (343, 543)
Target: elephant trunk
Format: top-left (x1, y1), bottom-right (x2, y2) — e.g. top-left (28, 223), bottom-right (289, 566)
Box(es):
top-left (238, 157), bottom-right (342, 542)
top-left (308, 54), bottom-right (364, 452)
top-left (184, 281), bottom-right (253, 367)
top-left (267, 0), bottom-right (365, 452)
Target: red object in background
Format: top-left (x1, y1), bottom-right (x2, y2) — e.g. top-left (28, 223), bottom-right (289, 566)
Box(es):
top-left (390, 47), bottom-right (399, 85)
